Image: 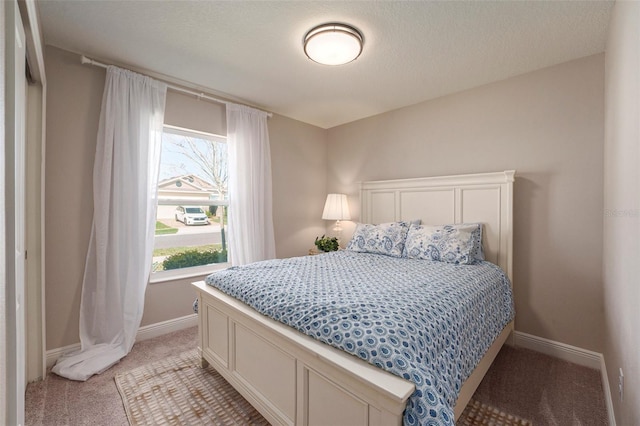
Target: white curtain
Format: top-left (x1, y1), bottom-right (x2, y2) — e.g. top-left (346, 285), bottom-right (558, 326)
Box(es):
top-left (52, 66), bottom-right (166, 381)
top-left (226, 104), bottom-right (276, 265)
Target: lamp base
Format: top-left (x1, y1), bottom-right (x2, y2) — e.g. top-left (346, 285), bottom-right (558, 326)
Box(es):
top-left (333, 220), bottom-right (343, 248)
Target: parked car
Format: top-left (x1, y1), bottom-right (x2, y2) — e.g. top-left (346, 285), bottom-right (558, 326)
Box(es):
top-left (175, 206), bottom-right (210, 226)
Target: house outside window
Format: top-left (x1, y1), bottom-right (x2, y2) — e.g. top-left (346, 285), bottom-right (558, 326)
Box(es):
top-left (151, 125), bottom-right (229, 281)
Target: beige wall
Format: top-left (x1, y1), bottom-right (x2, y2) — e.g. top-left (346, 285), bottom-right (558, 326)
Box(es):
top-left (327, 54), bottom-right (605, 352)
top-left (269, 114), bottom-right (327, 258)
top-left (44, 43), bottom-right (610, 365)
top-left (603, 2), bottom-right (640, 423)
top-left (44, 46), bottom-right (326, 349)
top-left (45, 47), bottom-right (102, 349)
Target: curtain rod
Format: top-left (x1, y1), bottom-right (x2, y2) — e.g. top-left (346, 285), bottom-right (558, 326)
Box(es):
top-left (80, 55), bottom-right (273, 117)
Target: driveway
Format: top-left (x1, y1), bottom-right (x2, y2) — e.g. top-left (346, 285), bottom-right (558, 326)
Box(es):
top-left (155, 218), bottom-right (224, 249)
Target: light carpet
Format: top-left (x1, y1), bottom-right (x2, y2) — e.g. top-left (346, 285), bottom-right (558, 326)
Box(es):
top-left (459, 399), bottom-right (533, 425)
top-left (116, 349), bottom-right (533, 426)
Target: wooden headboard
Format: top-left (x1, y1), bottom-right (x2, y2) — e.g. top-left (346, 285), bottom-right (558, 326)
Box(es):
top-left (360, 170), bottom-right (515, 282)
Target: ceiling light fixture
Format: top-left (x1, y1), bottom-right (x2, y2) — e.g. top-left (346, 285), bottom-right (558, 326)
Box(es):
top-left (304, 23), bottom-right (363, 66)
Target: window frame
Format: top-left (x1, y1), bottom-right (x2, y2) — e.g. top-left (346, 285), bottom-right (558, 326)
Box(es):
top-left (150, 125), bottom-right (230, 283)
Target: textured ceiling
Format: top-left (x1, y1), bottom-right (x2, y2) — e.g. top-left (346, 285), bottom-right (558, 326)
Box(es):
top-left (38, 1), bottom-right (613, 129)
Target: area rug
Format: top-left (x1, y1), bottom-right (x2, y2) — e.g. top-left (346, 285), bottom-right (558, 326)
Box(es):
top-left (115, 349), bottom-right (269, 425)
top-left (116, 349), bottom-right (532, 426)
top-left (459, 399), bottom-right (534, 425)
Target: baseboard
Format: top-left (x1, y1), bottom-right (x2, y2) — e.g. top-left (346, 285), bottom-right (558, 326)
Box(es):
top-left (600, 355), bottom-right (617, 426)
top-left (135, 313), bottom-right (198, 342)
top-left (42, 318), bottom-right (619, 424)
top-left (46, 342), bottom-right (82, 368)
top-left (513, 331), bottom-right (601, 369)
top-left (46, 314), bottom-right (198, 368)
top-left (513, 331), bottom-right (616, 425)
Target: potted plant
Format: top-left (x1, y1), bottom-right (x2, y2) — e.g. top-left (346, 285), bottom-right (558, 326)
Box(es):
top-left (314, 235), bottom-right (339, 252)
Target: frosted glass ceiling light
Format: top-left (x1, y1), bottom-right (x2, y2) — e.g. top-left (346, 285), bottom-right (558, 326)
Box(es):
top-left (304, 23), bottom-right (363, 66)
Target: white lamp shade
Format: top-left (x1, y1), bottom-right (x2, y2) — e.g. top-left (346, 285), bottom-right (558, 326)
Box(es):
top-left (322, 193), bottom-right (351, 221)
top-left (304, 24), bottom-right (363, 66)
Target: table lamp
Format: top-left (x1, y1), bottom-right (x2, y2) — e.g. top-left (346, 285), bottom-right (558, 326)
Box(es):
top-left (322, 193), bottom-right (351, 245)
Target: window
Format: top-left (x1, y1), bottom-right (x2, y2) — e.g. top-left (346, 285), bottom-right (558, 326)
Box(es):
top-left (151, 125), bottom-right (229, 280)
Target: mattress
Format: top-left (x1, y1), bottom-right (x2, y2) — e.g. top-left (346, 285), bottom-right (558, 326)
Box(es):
top-left (205, 250), bottom-right (514, 425)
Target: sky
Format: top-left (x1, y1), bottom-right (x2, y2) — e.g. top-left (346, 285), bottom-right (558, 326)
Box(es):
top-left (159, 132), bottom-right (226, 185)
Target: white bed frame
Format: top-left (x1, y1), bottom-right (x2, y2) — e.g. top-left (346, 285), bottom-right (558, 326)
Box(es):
top-left (192, 170), bottom-right (515, 425)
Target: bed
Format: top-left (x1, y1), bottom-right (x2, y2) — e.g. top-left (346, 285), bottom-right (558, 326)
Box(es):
top-left (192, 170), bottom-right (515, 425)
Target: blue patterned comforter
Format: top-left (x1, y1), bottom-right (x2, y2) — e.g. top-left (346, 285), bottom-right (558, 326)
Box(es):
top-left (205, 251), bottom-right (514, 425)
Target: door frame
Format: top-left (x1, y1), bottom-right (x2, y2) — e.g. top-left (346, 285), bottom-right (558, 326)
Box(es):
top-left (3, 0), bottom-right (27, 424)
top-left (2, 0), bottom-right (46, 423)
top-left (19, 0), bottom-right (48, 383)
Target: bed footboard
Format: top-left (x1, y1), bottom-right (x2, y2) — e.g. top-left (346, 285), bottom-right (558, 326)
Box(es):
top-left (193, 281), bottom-right (415, 426)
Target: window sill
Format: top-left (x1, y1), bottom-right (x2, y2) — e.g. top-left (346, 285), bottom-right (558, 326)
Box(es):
top-left (149, 262), bottom-right (229, 284)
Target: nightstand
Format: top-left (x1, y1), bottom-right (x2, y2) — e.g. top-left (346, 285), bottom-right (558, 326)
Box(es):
top-left (308, 248), bottom-right (343, 255)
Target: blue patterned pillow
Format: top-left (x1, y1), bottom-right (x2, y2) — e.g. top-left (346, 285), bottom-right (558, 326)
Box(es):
top-left (404, 223), bottom-right (483, 265)
top-left (346, 221), bottom-right (410, 258)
